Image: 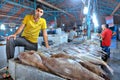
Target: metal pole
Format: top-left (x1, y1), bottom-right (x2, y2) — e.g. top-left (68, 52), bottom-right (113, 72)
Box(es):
top-left (87, 0), bottom-right (91, 39)
top-left (54, 16), bottom-right (57, 28)
top-left (34, 0), bottom-right (36, 10)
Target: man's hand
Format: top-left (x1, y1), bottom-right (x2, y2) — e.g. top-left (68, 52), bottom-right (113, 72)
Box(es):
top-left (97, 33), bottom-right (101, 36)
top-left (112, 32), bottom-right (116, 36)
top-left (46, 45), bottom-right (50, 48)
top-left (6, 34), bottom-right (16, 40)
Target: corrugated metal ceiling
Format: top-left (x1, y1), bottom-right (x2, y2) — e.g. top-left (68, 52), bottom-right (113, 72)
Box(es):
top-left (0, 0), bottom-right (120, 27)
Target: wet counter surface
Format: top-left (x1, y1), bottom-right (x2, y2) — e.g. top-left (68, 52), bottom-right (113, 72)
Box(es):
top-left (0, 39), bottom-right (120, 80)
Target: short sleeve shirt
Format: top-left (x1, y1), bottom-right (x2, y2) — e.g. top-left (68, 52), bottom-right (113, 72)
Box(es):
top-left (68, 30), bottom-right (77, 40)
top-left (101, 28), bottom-right (112, 46)
top-left (21, 15), bottom-right (47, 43)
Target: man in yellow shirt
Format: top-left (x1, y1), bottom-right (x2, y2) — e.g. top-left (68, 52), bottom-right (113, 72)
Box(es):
top-left (6, 5), bottom-right (49, 60)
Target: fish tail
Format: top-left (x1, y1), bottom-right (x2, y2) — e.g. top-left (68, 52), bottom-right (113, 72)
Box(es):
top-left (102, 63), bottom-right (114, 76)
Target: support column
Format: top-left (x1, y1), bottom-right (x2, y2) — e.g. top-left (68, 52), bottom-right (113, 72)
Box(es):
top-left (54, 16), bottom-right (57, 28)
top-left (86, 0), bottom-right (92, 39)
top-left (34, 0), bottom-right (36, 10)
top-left (87, 14), bottom-right (91, 39)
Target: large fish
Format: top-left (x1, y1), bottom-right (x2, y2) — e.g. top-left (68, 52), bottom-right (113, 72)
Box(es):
top-left (79, 61), bottom-right (110, 80)
top-left (74, 54), bottom-right (113, 76)
top-left (38, 52), bottom-right (105, 80)
top-left (51, 53), bottom-right (110, 80)
top-left (63, 48), bottom-right (79, 55)
top-left (68, 46), bottom-right (82, 53)
top-left (64, 49), bottom-right (113, 75)
top-left (51, 53), bottom-right (74, 59)
top-left (18, 51), bottom-right (49, 72)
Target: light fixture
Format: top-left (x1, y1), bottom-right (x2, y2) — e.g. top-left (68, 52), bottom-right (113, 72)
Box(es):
top-left (0, 24), bottom-right (6, 30)
top-left (62, 24), bottom-right (65, 26)
top-left (16, 27), bottom-right (18, 29)
top-left (49, 26), bottom-right (53, 28)
top-left (92, 13), bottom-right (99, 27)
top-left (83, 6), bottom-right (88, 15)
top-left (10, 28), bottom-right (13, 32)
top-left (9, 23), bottom-right (16, 28)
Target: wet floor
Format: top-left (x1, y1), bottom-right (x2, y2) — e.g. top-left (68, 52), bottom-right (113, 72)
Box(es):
top-left (109, 40), bottom-right (120, 80)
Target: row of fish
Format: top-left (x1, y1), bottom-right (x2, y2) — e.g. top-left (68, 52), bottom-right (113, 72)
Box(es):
top-left (18, 40), bottom-right (113, 80)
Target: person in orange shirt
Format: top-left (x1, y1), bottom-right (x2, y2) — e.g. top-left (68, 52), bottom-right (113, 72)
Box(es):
top-left (6, 5), bottom-right (49, 60)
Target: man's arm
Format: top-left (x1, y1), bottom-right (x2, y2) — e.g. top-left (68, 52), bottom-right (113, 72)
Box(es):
top-left (99, 34), bottom-right (103, 38)
top-left (42, 29), bottom-right (49, 48)
top-left (98, 32), bottom-right (105, 39)
top-left (74, 36), bottom-right (78, 38)
top-left (7, 24), bottom-right (25, 40)
top-left (14, 24), bottom-right (25, 35)
top-left (112, 32), bottom-right (116, 36)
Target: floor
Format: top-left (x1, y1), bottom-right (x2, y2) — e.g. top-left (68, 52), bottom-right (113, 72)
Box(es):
top-left (109, 40), bottom-right (120, 80)
top-left (0, 39), bottom-right (120, 80)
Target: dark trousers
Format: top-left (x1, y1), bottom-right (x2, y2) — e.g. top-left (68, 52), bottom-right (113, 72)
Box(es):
top-left (101, 46), bottom-right (110, 62)
top-left (6, 37), bottom-right (38, 60)
top-left (68, 39), bottom-right (72, 42)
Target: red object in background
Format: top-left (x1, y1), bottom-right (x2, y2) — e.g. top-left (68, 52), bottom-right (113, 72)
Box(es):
top-left (105, 16), bottom-right (114, 27)
top-left (101, 28), bottom-right (112, 46)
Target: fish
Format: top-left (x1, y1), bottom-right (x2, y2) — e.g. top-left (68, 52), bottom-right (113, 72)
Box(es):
top-left (51, 53), bottom-right (110, 80)
top-left (18, 51), bottom-right (49, 72)
top-left (79, 61), bottom-right (110, 80)
top-left (74, 54), bottom-right (113, 76)
top-left (63, 49), bottom-right (78, 54)
top-left (51, 53), bottom-right (74, 59)
top-left (38, 52), bottom-right (105, 80)
top-left (68, 46), bottom-right (82, 53)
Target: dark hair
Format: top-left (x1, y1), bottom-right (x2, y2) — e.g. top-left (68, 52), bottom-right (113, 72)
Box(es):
top-left (36, 5), bottom-right (43, 10)
top-left (106, 24), bottom-right (109, 28)
top-left (73, 27), bottom-right (76, 30)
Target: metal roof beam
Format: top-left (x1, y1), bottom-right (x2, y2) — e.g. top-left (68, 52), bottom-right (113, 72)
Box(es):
top-left (98, 9), bottom-right (113, 15)
top-left (0, 13), bottom-right (23, 24)
top-left (12, 9), bottom-right (32, 24)
top-left (98, 1), bottom-right (117, 8)
top-left (111, 3), bottom-right (120, 15)
top-left (0, 14), bottom-right (23, 19)
top-left (44, 11), bottom-right (81, 13)
top-left (98, 6), bottom-right (114, 11)
top-left (4, 0), bottom-right (34, 10)
top-left (37, 0), bottom-right (74, 17)
top-left (0, 1), bottom-right (7, 8)
top-left (64, 6), bottom-right (82, 11)
top-left (2, 6), bottom-right (20, 22)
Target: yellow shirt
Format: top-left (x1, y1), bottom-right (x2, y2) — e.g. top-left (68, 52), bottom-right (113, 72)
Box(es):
top-left (21, 14), bottom-right (47, 43)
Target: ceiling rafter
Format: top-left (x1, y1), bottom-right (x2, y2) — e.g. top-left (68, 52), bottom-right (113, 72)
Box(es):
top-left (37, 0), bottom-right (74, 17)
top-left (111, 3), bottom-right (120, 15)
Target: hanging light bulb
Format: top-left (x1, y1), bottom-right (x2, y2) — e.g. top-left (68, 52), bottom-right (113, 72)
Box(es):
top-left (16, 27), bottom-right (18, 29)
top-left (10, 28), bottom-right (13, 32)
top-left (0, 24), bottom-right (5, 30)
top-left (83, 6), bottom-right (88, 15)
top-left (92, 13), bottom-right (99, 27)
